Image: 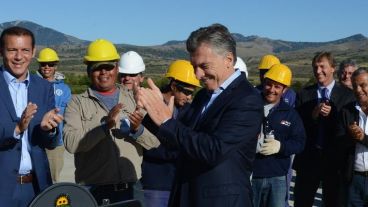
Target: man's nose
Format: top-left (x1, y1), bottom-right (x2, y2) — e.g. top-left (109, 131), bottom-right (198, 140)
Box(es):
top-left (195, 68), bottom-right (204, 80)
top-left (14, 51), bottom-right (22, 60)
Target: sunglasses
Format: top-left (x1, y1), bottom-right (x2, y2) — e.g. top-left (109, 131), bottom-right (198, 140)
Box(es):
top-left (40, 62), bottom-right (57, 67)
top-left (92, 64), bottom-right (116, 71)
top-left (175, 84), bottom-right (194, 96)
top-left (119, 73), bottom-right (141, 78)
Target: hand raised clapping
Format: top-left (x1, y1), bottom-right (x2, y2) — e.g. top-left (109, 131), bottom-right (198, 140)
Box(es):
top-left (40, 108), bottom-right (64, 132)
top-left (133, 78), bottom-right (174, 126)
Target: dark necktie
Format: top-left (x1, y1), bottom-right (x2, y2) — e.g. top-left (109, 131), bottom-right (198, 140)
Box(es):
top-left (321, 88), bottom-right (328, 103)
top-left (316, 88), bottom-right (328, 149)
top-left (192, 92), bottom-right (212, 128)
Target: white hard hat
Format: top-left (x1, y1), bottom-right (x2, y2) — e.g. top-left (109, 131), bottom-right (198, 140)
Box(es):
top-left (234, 57), bottom-right (248, 77)
top-left (118, 51), bottom-right (145, 74)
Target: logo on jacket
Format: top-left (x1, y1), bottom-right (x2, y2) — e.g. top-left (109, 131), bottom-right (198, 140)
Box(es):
top-left (55, 89), bottom-right (64, 96)
top-left (280, 120), bottom-right (291, 126)
top-left (55, 194), bottom-right (71, 207)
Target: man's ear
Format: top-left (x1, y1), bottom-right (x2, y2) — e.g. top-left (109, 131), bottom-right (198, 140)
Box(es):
top-left (170, 82), bottom-right (176, 92)
top-left (140, 75), bottom-right (145, 83)
top-left (32, 47), bottom-right (36, 58)
top-left (282, 87), bottom-right (288, 94)
top-left (225, 52), bottom-right (234, 69)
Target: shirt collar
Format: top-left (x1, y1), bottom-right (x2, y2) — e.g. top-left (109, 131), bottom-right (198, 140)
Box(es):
top-left (2, 67), bottom-right (30, 87)
top-left (356, 102), bottom-right (368, 115)
top-left (355, 103), bottom-right (368, 124)
top-left (212, 69), bottom-right (241, 94)
top-left (318, 80), bottom-right (335, 92)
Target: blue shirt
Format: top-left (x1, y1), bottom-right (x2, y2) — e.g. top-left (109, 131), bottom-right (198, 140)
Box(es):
top-left (3, 70), bottom-right (32, 174)
top-left (202, 69), bottom-right (241, 113)
top-left (93, 88), bottom-right (143, 139)
top-left (52, 80), bottom-right (72, 145)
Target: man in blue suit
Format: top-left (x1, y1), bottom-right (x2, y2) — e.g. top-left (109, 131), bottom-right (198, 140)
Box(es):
top-left (135, 23), bottom-right (263, 207)
top-left (0, 26), bottom-right (64, 207)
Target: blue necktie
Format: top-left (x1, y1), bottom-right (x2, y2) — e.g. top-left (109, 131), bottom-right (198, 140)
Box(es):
top-left (316, 88), bottom-right (328, 149)
top-left (321, 88), bottom-right (328, 103)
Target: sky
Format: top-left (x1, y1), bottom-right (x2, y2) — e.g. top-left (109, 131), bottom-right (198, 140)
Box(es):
top-left (1, 0), bottom-right (368, 46)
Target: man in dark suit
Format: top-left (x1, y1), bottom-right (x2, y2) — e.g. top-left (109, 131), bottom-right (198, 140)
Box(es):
top-left (0, 26), bottom-right (63, 207)
top-left (293, 52), bottom-right (355, 207)
top-left (336, 67), bottom-right (368, 206)
top-left (135, 23), bottom-right (263, 207)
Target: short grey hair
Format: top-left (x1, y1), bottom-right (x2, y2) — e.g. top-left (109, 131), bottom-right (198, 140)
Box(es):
top-left (186, 23), bottom-right (236, 64)
top-left (338, 59), bottom-right (357, 76)
top-left (351, 67), bottom-right (368, 80)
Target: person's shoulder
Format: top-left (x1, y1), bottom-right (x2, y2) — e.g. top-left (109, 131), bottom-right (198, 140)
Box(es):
top-left (236, 81), bottom-right (263, 107)
top-left (117, 85), bottom-right (134, 99)
top-left (333, 83), bottom-right (355, 101)
top-left (278, 100), bottom-right (293, 110)
top-left (286, 88), bottom-right (296, 95)
top-left (73, 89), bottom-right (89, 99)
top-left (341, 101), bottom-right (356, 112)
top-left (30, 73), bottom-right (52, 87)
top-left (296, 84), bottom-right (317, 98)
top-left (60, 81), bottom-right (72, 92)
top-left (339, 101), bottom-right (358, 124)
top-left (236, 77), bottom-right (258, 93)
top-left (30, 73), bottom-right (46, 81)
top-left (335, 83), bottom-right (353, 94)
top-left (300, 84), bottom-right (317, 92)
top-left (272, 101), bottom-right (296, 117)
top-left (67, 90), bottom-right (88, 105)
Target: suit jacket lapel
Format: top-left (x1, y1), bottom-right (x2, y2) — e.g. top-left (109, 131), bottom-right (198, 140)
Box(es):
top-left (196, 74), bottom-right (244, 127)
top-left (28, 75), bottom-right (39, 105)
top-left (0, 69), bottom-right (19, 121)
top-left (190, 91), bottom-right (211, 129)
top-left (311, 84), bottom-right (319, 103)
top-left (354, 107), bottom-right (359, 123)
top-left (330, 84), bottom-right (339, 103)
top-left (330, 83), bottom-right (349, 105)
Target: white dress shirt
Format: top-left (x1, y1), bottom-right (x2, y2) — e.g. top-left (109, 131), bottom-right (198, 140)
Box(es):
top-left (3, 70), bottom-right (33, 174)
top-left (354, 103), bottom-right (368, 172)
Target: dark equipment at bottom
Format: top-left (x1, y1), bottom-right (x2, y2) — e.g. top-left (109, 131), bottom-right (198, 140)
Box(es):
top-left (29, 182), bottom-right (142, 207)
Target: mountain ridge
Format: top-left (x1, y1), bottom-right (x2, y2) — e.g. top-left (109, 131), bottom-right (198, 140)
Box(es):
top-left (1, 20), bottom-right (367, 79)
top-left (1, 20), bottom-right (366, 48)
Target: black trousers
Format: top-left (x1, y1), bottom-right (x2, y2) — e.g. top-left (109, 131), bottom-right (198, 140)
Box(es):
top-left (294, 151), bottom-right (345, 207)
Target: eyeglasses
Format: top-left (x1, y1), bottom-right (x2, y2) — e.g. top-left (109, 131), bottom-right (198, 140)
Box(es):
top-left (175, 84), bottom-right (194, 96)
top-left (40, 62), bottom-right (57, 67)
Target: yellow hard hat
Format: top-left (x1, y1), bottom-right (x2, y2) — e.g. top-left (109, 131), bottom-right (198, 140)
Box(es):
top-left (264, 64), bottom-right (292, 86)
top-left (165, 60), bottom-right (201, 87)
top-left (84, 39), bottom-right (120, 63)
top-left (37, 48), bottom-right (59, 62)
top-left (258, 55), bottom-right (280, 70)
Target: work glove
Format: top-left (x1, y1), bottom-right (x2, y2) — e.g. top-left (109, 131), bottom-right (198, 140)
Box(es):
top-left (260, 138), bottom-right (280, 156)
